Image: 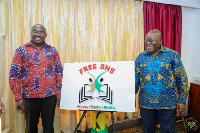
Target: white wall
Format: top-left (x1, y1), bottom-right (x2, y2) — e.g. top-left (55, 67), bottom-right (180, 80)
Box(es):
top-left (191, 9), bottom-right (200, 82)
top-left (144, 0), bottom-right (200, 9)
top-left (182, 8), bottom-right (200, 83)
top-left (181, 7), bottom-right (194, 82)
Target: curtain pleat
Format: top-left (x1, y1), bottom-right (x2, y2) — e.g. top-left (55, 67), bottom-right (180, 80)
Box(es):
top-left (0, 0), bottom-right (143, 132)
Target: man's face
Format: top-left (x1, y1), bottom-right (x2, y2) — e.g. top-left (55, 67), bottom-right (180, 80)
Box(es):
top-left (145, 32), bottom-right (162, 54)
top-left (31, 25), bottom-right (47, 46)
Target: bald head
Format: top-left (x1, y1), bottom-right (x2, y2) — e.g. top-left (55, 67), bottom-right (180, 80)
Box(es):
top-left (146, 29), bottom-right (162, 39)
top-left (31, 24), bottom-right (46, 33)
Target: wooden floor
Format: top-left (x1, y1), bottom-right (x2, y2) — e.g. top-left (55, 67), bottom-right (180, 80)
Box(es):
top-left (77, 116), bottom-right (187, 133)
top-left (115, 118), bottom-right (186, 133)
top-left (117, 123), bottom-right (186, 133)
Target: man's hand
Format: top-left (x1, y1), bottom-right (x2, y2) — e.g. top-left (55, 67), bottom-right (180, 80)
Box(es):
top-left (176, 103), bottom-right (185, 115)
top-left (16, 99), bottom-right (25, 110)
top-left (0, 100), bottom-right (5, 118)
top-left (56, 95), bottom-right (61, 104)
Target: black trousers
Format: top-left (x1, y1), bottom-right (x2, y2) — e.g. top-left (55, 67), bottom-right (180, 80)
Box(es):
top-left (140, 107), bottom-right (176, 133)
top-left (24, 95), bottom-right (57, 133)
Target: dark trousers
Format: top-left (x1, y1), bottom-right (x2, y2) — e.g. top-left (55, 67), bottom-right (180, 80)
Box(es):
top-left (24, 96), bottom-right (57, 133)
top-left (140, 107), bottom-right (176, 133)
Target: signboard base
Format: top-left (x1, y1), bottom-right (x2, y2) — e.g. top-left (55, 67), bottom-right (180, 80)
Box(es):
top-left (74, 111), bottom-right (116, 133)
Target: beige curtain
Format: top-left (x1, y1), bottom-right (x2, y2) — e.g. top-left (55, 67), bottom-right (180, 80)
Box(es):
top-left (0, 0), bottom-right (143, 132)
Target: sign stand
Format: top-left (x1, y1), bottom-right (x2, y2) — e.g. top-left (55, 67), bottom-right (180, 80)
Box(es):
top-left (74, 110), bottom-right (87, 133)
top-left (110, 111), bottom-right (116, 133)
top-left (74, 111), bottom-right (116, 133)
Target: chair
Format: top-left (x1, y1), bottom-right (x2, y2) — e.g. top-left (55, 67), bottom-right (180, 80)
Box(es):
top-left (176, 114), bottom-right (187, 133)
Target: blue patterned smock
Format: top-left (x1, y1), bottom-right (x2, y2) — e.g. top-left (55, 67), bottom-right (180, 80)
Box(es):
top-left (135, 45), bottom-right (189, 109)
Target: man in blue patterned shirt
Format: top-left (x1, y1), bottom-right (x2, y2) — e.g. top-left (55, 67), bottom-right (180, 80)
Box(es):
top-left (135, 29), bottom-right (189, 133)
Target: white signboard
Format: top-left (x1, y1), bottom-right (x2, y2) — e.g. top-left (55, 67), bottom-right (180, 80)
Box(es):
top-left (60, 61), bottom-right (135, 112)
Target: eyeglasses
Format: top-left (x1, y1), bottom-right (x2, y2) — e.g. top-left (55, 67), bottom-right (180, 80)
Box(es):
top-left (32, 30), bottom-right (45, 35)
top-left (144, 39), bottom-right (156, 43)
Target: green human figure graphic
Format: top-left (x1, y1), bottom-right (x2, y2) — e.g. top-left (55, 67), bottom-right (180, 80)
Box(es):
top-left (88, 71), bottom-right (106, 94)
